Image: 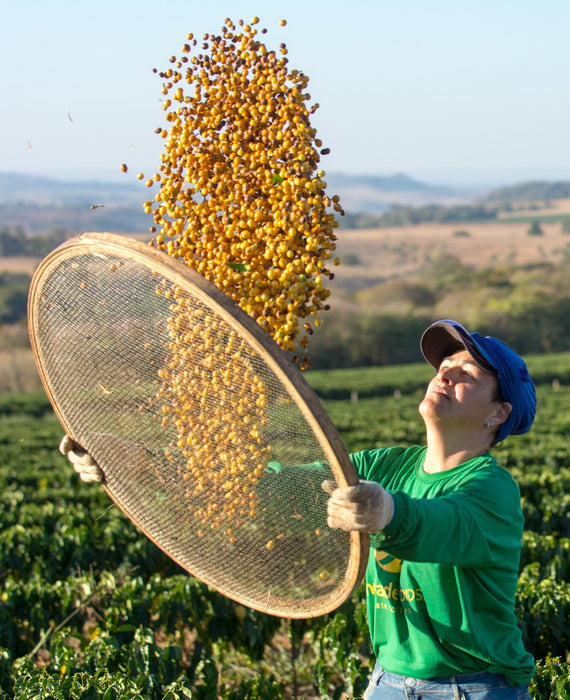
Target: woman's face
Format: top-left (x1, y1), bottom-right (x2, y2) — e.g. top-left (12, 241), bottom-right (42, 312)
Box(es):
top-left (419, 349), bottom-right (502, 430)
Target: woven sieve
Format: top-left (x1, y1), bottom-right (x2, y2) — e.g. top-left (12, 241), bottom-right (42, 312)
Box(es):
top-left (28, 232), bottom-right (368, 618)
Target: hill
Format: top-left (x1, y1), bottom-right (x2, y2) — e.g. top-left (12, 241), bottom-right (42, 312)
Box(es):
top-left (325, 172), bottom-right (468, 212)
top-left (0, 172), bottom-right (151, 237)
top-left (0, 172), bottom-right (143, 205)
top-left (3, 172), bottom-right (570, 237)
top-left (483, 181), bottom-right (570, 204)
top-left (0, 171), bottom-right (476, 237)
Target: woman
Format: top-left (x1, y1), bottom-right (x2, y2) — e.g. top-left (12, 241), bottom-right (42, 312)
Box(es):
top-left (324, 319), bottom-right (536, 698)
top-left (61, 319), bottom-right (536, 698)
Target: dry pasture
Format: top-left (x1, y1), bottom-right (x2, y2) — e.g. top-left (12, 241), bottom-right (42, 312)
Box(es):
top-left (0, 349), bottom-right (42, 392)
top-left (0, 256), bottom-right (41, 275)
top-left (333, 218), bottom-right (570, 290)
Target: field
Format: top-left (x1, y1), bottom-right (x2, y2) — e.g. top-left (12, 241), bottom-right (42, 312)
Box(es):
top-left (332, 216), bottom-right (570, 291)
top-left (0, 257), bottom-right (39, 275)
top-left (1, 356), bottom-right (569, 699)
top-left (3, 199), bottom-right (570, 287)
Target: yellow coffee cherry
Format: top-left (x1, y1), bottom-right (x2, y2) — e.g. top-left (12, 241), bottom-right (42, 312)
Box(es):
top-left (145, 17), bottom-right (345, 539)
top-left (154, 287), bottom-right (271, 533)
top-left (146, 16), bottom-right (343, 365)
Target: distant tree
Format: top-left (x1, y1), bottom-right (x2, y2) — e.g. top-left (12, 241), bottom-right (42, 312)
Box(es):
top-left (341, 252), bottom-right (361, 266)
top-left (0, 273), bottom-right (31, 323)
top-left (0, 226), bottom-right (72, 257)
top-left (0, 227), bottom-right (27, 255)
top-left (527, 221), bottom-right (544, 236)
top-left (33, 228), bottom-right (70, 256)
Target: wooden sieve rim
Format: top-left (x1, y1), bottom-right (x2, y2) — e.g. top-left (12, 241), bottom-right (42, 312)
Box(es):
top-left (28, 232), bottom-right (369, 617)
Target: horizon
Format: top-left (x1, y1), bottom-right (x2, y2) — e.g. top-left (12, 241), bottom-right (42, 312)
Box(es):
top-left (3, 166), bottom-right (570, 193)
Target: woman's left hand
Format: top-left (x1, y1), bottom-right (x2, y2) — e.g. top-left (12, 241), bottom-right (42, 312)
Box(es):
top-left (322, 480), bottom-right (394, 533)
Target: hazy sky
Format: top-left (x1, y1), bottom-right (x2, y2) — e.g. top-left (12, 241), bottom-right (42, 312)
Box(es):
top-left (2, 0), bottom-right (569, 186)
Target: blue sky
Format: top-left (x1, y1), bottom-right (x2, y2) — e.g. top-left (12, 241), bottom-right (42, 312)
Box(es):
top-left (2, 0), bottom-right (569, 186)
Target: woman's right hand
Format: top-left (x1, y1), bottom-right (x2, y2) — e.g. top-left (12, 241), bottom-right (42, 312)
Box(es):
top-left (59, 435), bottom-right (104, 483)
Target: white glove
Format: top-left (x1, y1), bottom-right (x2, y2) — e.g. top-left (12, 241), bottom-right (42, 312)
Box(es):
top-left (59, 435), bottom-right (103, 483)
top-left (322, 480), bottom-right (394, 533)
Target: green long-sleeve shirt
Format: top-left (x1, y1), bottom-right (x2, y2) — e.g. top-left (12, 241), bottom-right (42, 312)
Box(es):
top-left (351, 445), bottom-right (534, 686)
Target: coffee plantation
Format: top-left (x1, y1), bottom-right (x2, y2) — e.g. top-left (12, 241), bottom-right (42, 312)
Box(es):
top-left (1, 355), bottom-right (569, 698)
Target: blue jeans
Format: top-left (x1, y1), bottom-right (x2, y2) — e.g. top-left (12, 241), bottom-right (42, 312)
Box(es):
top-left (363, 663), bottom-right (532, 699)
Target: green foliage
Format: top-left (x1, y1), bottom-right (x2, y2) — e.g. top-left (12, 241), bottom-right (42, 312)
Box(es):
top-left (530, 657), bottom-right (570, 700)
top-left (0, 273), bottom-right (30, 324)
top-left (498, 213), bottom-right (570, 225)
top-left (311, 594), bottom-right (372, 699)
top-left (306, 312), bottom-right (432, 369)
top-left (0, 228), bottom-right (70, 325)
top-left (0, 226), bottom-right (69, 257)
top-left (0, 391), bottom-right (53, 417)
top-left (520, 533), bottom-right (570, 580)
top-left (516, 567), bottom-right (570, 659)
top-left (307, 363), bottom-right (433, 401)
top-left (0, 227), bottom-right (27, 256)
top-left (307, 350), bottom-right (570, 404)
top-left (1, 366), bottom-right (570, 696)
top-left (11, 627), bottom-right (196, 699)
top-left (528, 220), bottom-right (544, 236)
top-left (337, 181), bottom-right (570, 229)
top-left (339, 212), bottom-right (387, 230)
top-left (307, 258), bottom-right (570, 367)
top-left (411, 203), bottom-right (497, 225)
top-left (339, 202), bottom-right (497, 229)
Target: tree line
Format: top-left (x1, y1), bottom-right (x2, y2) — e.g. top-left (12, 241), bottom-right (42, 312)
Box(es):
top-left (304, 301), bottom-right (570, 370)
top-left (0, 226), bottom-right (69, 257)
top-left (339, 203), bottom-right (498, 230)
top-left (340, 204), bottom-right (570, 231)
top-left (337, 179), bottom-right (570, 230)
top-left (304, 257), bottom-right (570, 369)
top-left (0, 227), bottom-right (71, 324)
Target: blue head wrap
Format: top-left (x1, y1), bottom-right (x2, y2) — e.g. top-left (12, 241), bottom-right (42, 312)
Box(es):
top-left (420, 319), bottom-right (536, 444)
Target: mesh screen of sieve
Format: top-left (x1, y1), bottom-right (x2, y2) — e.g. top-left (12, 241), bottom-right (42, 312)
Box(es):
top-left (28, 232), bottom-right (367, 618)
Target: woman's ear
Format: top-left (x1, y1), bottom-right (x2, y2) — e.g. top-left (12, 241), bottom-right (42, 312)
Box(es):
top-left (493, 401), bottom-right (512, 427)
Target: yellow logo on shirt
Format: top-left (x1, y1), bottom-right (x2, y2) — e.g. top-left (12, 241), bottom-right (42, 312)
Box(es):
top-left (366, 580), bottom-right (424, 603)
top-left (368, 552), bottom-right (424, 613)
top-left (375, 550), bottom-right (403, 573)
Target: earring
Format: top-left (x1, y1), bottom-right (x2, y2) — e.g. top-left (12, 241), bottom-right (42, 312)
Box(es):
top-left (486, 420), bottom-right (495, 429)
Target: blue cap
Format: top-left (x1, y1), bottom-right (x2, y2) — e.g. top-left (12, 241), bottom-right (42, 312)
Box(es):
top-left (420, 319), bottom-right (536, 444)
